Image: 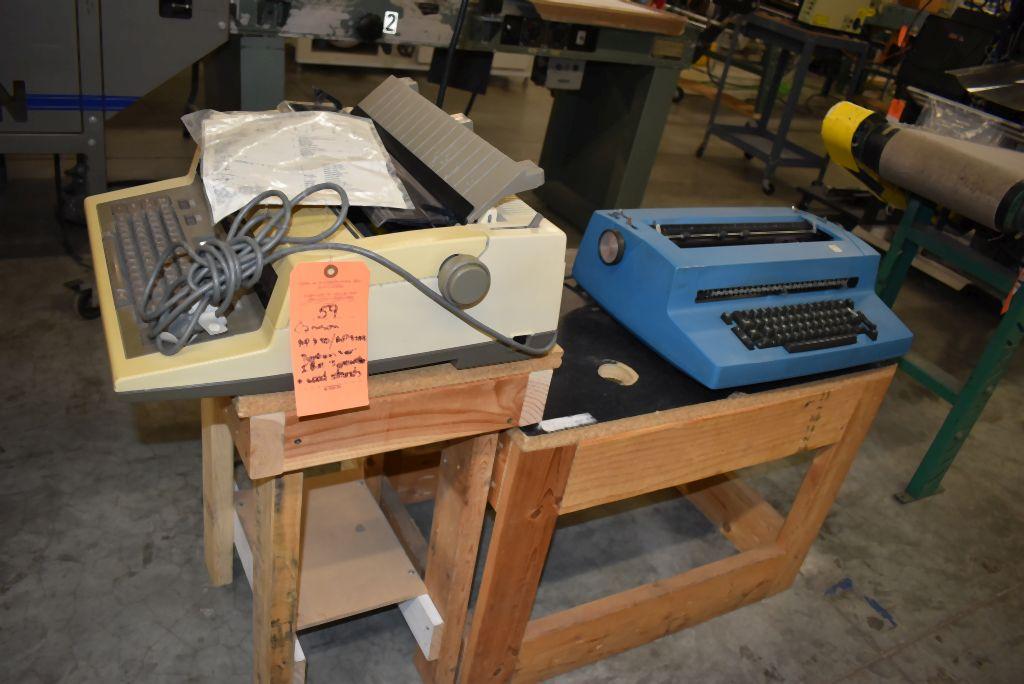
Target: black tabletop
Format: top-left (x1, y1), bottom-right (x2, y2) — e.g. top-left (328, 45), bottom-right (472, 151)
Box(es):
top-left (742, 11), bottom-right (871, 53)
top-left (523, 283), bottom-right (881, 435)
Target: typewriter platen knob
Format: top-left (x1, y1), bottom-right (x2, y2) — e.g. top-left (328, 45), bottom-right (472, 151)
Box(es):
top-left (598, 229), bottom-right (625, 265)
top-left (439, 254), bottom-right (491, 308)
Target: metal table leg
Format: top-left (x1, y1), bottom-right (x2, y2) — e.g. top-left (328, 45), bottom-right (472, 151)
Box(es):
top-left (761, 43), bottom-right (812, 195)
top-left (754, 46), bottom-right (789, 129)
top-left (696, 26), bottom-right (740, 159)
top-left (876, 199), bottom-right (932, 305)
top-left (873, 196), bottom-right (1024, 502)
top-left (898, 289), bottom-right (1024, 502)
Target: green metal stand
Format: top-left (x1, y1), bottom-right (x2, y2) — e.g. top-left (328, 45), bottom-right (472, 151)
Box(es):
top-left (875, 197), bottom-right (1024, 503)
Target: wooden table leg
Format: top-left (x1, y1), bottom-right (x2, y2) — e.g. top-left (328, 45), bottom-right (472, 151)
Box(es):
top-left (458, 442), bottom-right (577, 683)
top-left (202, 397), bottom-right (235, 587)
top-left (253, 471), bottom-right (304, 684)
top-left (774, 369), bottom-right (893, 588)
top-left (415, 434), bottom-right (498, 684)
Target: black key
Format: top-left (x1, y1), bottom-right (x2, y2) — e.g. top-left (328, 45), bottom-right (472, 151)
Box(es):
top-left (784, 335), bottom-right (857, 353)
top-left (732, 327), bottom-right (755, 349)
top-left (721, 312), bottom-right (732, 325)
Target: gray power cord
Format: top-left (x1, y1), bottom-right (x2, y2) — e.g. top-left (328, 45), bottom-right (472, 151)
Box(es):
top-left (138, 183), bottom-right (557, 358)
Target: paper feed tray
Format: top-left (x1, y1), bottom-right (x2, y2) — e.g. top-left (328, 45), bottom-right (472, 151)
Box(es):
top-left (355, 76), bottom-right (544, 224)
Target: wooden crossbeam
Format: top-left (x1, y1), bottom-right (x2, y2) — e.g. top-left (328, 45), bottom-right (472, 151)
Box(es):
top-left (679, 473), bottom-right (785, 552)
top-left (558, 382), bottom-right (861, 513)
top-left (379, 477), bottom-right (429, 576)
top-left (514, 546), bottom-right (787, 682)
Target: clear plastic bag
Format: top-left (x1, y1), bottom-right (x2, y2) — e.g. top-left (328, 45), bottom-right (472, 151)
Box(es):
top-left (913, 91), bottom-right (1024, 150)
top-left (181, 108), bottom-right (413, 222)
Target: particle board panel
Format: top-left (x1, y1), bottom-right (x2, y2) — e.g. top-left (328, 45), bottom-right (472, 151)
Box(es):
top-left (235, 477), bottom-right (427, 630)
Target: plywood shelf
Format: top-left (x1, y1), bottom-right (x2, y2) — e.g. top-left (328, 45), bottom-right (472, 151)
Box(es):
top-left (235, 475), bottom-right (427, 630)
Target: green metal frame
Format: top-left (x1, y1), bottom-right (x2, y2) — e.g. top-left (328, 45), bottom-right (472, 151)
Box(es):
top-left (875, 196), bottom-right (1024, 503)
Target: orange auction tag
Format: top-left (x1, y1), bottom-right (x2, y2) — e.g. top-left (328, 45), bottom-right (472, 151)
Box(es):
top-left (289, 261), bottom-right (370, 417)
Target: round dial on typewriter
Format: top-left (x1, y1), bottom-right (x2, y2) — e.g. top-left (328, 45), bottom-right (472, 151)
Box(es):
top-left (598, 229), bottom-right (625, 265)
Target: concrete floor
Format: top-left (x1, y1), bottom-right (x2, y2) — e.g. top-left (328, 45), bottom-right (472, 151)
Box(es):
top-left (1, 54), bottom-right (1023, 683)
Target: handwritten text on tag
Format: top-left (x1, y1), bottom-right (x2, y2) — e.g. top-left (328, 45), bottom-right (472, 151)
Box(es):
top-left (289, 261), bottom-right (370, 417)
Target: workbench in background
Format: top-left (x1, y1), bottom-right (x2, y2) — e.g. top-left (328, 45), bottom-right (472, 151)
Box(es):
top-left (696, 11), bottom-right (870, 195)
top-left (221, 0), bottom-right (701, 229)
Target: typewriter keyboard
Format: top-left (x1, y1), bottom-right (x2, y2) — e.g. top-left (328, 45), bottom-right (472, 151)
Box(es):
top-left (721, 299), bottom-right (878, 353)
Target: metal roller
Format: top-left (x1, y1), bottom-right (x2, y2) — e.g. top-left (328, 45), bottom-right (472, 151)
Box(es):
top-left (821, 102), bottom-right (1024, 235)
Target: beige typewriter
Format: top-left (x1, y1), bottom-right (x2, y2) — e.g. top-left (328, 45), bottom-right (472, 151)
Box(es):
top-left (86, 77), bottom-right (565, 399)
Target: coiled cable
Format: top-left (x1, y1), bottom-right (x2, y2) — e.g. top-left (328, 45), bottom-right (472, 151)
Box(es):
top-left (137, 183), bottom-right (557, 358)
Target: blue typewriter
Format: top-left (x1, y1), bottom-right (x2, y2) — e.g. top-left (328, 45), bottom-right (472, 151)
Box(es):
top-left (572, 207), bottom-right (913, 388)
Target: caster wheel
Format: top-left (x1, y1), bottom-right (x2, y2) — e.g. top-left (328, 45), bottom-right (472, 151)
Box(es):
top-left (75, 288), bottom-right (100, 320)
top-left (743, 152), bottom-right (753, 161)
top-left (695, 144), bottom-right (706, 159)
top-left (761, 179), bottom-right (775, 195)
top-left (672, 87), bottom-right (685, 104)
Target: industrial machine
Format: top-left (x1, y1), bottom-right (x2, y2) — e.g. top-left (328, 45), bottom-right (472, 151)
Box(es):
top-left (894, 8), bottom-right (1006, 110)
top-left (85, 77), bottom-right (565, 399)
top-left (572, 206), bottom-right (913, 388)
top-left (822, 102), bottom-right (1024, 237)
top-left (0, 0), bottom-right (229, 195)
top-left (821, 100), bottom-right (1024, 502)
top-left (796, 0), bottom-right (876, 34)
top-left (224, 0), bottom-right (701, 228)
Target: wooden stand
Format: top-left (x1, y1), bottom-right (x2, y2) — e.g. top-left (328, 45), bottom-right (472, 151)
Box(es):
top-left (200, 281), bottom-right (897, 682)
top-left (201, 351), bottom-right (561, 684)
top-left (458, 365), bottom-right (895, 682)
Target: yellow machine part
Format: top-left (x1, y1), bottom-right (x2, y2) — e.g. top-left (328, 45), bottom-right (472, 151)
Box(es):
top-left (821, 101), bottom-right (907, 210)
top-left (821, 101), bottom-right (872, 171)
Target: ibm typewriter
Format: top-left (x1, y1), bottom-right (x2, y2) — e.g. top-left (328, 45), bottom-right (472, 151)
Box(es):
top-left (572, 207), bottom-right (913, 388)
top-left (86, 77), bottom-right (565, 399)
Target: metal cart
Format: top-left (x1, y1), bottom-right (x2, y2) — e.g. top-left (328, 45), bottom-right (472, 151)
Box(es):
top-left (696, 12), bottom-right (870, 195)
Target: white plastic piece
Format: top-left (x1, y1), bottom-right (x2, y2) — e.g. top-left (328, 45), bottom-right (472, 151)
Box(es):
top-left (450, 112), bottom-right (474, 130)
top-left (490, 199), bottom-right (543, 228)
top-left (537, 413), bottom-right (597, 433)
top-left (198, 304), bottom-right (229, 336)
top-left (399, 594), bottom-right (444, 660)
